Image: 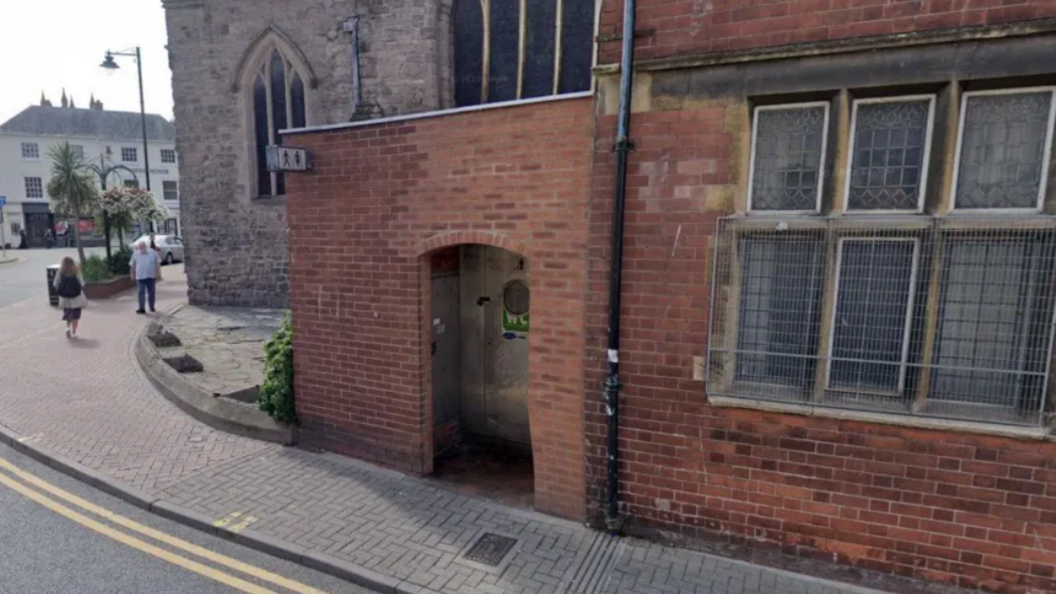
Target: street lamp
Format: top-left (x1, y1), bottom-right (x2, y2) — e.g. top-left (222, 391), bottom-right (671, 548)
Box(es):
top-left (85, 148), bottom-right (138, 259)
top-left (100, 47), bottom-right (153, 232)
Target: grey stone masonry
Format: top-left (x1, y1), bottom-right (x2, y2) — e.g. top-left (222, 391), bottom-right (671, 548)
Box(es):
top-left (161, 0), bottom-right (455, 307)
top-left (156, 304), bottom-right (283, 399)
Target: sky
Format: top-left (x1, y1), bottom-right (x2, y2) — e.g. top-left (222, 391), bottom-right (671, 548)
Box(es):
top-left (0, 0), bottom-right (174, 124)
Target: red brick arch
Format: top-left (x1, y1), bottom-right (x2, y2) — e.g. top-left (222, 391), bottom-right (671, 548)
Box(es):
top-left (414, 231), bottom-right (530, 258)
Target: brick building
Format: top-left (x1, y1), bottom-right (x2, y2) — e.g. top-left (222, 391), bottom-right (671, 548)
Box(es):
top-left (583, 2), bottom-right (1056, 593)
top-left (179, 0), bottom-right (1056, 593)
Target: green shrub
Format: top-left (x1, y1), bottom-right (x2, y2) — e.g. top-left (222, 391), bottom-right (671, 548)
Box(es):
top-left (106, 247), bottom-right (133, 276)
top-left (258, 311), bottom-right (296, 423)
top-left (81, 255), bottom-right (113, 282)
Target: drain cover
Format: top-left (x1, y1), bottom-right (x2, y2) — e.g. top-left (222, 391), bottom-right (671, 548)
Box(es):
top-left (463, 533), bottom-right (518, 566)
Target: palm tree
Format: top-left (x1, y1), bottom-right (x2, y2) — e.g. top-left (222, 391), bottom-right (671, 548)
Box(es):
top-left (46, 142), bottom-right (100, 266)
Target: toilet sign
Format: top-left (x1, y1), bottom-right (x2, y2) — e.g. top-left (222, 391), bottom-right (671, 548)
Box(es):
top-left (266, 145), bottom-right (312, 172)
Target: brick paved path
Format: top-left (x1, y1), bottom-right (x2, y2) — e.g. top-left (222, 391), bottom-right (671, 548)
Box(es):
top-left (0, 269), bottom-right (892, 594)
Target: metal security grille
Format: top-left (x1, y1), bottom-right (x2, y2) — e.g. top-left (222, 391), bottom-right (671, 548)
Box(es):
top-left (463, 533), bottom-right (518, 566)
top-left (707, 217), bottom-right (1056, 426)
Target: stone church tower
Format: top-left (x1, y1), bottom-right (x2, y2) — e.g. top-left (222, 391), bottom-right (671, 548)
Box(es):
top-left (162, 0), bottom-right (462, 306)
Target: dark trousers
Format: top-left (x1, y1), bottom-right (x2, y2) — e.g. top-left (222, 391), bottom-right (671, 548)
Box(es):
top-left (137, 279), bottom-right (156, 312)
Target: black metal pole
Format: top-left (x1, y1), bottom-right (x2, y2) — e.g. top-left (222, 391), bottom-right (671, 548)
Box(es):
top-left (135, 47), bottom-right (154, 233)
top-left (97, 154), bottom-right (113, 260)
top-left (604, 0), bottom-right (637, 533)
top-left (102, 179), bottom-right (111, 260)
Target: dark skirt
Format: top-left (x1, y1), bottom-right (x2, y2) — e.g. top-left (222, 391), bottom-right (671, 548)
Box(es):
top-left (62, 308), bottom-right (82, 321)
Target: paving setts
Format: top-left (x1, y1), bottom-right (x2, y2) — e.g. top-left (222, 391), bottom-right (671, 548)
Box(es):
top-left (0, 268), bottom-right (896, 594)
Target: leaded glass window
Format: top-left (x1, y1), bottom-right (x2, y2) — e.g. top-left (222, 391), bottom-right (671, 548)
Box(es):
top-left (710, 87), bottom-right (1056, 427)
top-left (749, 104), bottom-right (828, 212)
top-left (847, 98), bottom-right (932, 211)
top-left (252, 49), bottom-right (308, 198)
top-left (954, 89), bottom-right (1055, 210)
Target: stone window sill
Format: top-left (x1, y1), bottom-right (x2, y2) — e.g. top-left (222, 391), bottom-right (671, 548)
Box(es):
top-left (708, 395), bottom-right (1054, 442)
top-left (252, 195), bottom-right (287, 207)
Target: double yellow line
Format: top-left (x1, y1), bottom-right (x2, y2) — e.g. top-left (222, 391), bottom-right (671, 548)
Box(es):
top-left (0, 455), bottom-right (331, 594)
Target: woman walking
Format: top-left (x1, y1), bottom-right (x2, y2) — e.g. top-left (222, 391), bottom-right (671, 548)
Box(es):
top-left (54, 257), bottom-right (87, 339)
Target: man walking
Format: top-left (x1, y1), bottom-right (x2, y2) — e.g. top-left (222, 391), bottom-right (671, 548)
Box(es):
top-left (129, 240), bottom-right (160, 314)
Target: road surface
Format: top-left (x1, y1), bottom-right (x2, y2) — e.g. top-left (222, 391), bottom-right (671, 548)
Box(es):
top-left (0, 248), bottom-right (107, 309)
top-left (0, 439), bottom-right (369, 594)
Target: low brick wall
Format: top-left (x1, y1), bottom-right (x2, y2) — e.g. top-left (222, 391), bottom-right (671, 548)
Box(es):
top-left (84, 277), bottom-right (135, 300)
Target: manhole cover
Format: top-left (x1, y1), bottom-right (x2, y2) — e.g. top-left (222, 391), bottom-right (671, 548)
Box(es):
top-left (463, 533), bottom-right (518, 566)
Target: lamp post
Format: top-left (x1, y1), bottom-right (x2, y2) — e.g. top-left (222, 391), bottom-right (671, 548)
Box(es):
top-left (100, 47), bottom-right (153, 232)
top-left (85, 147), bottom-right (138, 259)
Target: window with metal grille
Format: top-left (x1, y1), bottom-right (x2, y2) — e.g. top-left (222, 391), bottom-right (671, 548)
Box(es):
top-left (163, 181), bottom-right (178, 202)
top-left (928, 236), bottom-right (1055, 421)
top-left (733, 234), bottom-right (825, 395)
top-left (161, 149), bottom-right (177, 164)
top-left (710, 88), bottom-right (1056, 427)
top-left (827, 238), bottom-right (919, 394)
top-left (24, 177), bottom-right (43, 199)
top-left (846, 97), bottom-right (934, 212)
top-left (121, 147), bottom-right (138, 162)
top-left (21, 142), bottom-right (39, 159)
top-left (748, 104), bottom-right (829, 213)
top-left (709, 223), bottom-right (1056, 426)
top-left (953, 88), bottom-right (1056, 211)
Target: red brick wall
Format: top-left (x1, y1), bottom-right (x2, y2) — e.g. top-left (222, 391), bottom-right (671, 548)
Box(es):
top-left (286, 96), bottom-right (595, 519)
top-left (585, 106), bottom-right (1056, 593)
top-left (597, 0), bottom-right (1056, 63)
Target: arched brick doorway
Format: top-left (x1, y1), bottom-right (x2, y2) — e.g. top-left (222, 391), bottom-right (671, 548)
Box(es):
top-left (427, 243), bottom-right (535, 508)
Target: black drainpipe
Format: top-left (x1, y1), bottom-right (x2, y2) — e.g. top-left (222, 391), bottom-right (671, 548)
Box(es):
top-left (604, 0), bottom-right (637, 533)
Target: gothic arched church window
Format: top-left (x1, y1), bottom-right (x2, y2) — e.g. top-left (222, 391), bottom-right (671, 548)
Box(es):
top-left (252, 49), bottom-right (307, 197)
top-left (454, 0), bottom-right (594, 107)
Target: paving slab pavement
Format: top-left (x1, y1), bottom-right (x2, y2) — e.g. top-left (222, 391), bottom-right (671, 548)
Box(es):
top-left (156, 305), bottom-right (283, 399)
top-left (0, 268), bottom-right (922, 594)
